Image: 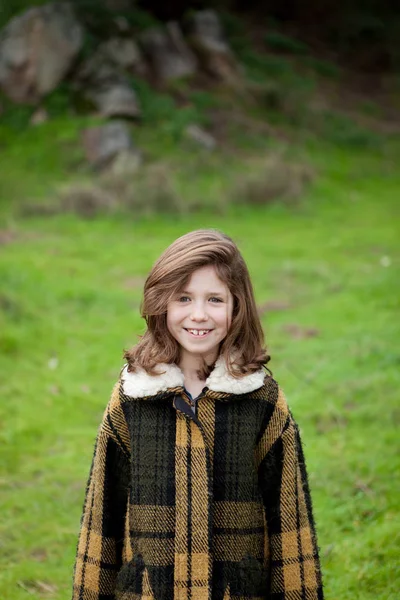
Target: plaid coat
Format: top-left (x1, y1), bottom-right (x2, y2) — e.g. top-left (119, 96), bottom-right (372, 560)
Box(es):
top-left (73, 356), bottom-right (323, 600)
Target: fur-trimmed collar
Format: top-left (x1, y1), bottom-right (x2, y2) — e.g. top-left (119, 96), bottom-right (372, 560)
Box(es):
top-left (121, 355), bottom-right (266, 398)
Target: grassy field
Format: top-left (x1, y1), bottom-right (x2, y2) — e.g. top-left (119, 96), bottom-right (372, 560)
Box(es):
top-left (1, 133), bottom-right (399, 599)
top-left (1, 10), bottom-right (400, 596)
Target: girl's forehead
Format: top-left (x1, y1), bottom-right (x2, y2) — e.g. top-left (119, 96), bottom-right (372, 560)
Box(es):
top-left (185, 265), bottom-right (226, 287)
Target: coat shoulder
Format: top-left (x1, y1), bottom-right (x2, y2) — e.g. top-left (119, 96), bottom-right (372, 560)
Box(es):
top-left (258, 376), bottom-right (291, 419)
top-left (100, 380), bottom-right (131, 456)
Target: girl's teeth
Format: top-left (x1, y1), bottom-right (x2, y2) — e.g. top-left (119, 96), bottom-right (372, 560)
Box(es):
top-left (188, 329), bottom-right (209, 336)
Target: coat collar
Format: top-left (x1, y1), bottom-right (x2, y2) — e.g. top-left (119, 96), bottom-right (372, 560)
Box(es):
top-left (121, 355), bottom-right (266, 399)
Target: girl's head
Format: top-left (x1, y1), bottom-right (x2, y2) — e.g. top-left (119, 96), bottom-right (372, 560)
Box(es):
top-left (125, 229), bottom-right (269, 378)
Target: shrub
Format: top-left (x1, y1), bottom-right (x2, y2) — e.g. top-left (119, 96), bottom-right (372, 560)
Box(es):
top-left (264, 31), bottom-right (309, 55)
top-left (233, 156), bottom-right (315, 206)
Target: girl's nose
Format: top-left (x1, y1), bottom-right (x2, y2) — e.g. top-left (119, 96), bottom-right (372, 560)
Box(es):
top-left (190, 304), bottom-right (208, 321)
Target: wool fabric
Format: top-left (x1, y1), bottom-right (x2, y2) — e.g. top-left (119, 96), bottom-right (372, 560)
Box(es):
top-left (72, 360), bottom-right (323, 600)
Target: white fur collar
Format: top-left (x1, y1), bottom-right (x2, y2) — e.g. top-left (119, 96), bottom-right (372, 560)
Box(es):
top-left (121, 355), bottom-right (265, 398)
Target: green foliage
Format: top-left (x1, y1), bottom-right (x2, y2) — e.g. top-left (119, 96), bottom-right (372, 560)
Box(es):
top-left (132, 78), bottom-right (177, 123)
top-left (303, 56), bottom-right (341, 79)
top-left (264, 31), bottom-right (309, 55)
top-left (0, 93), bottom-right (33, 132)
top-left (73, 1), bottom-right (159, 36)
top-left (131, 79), bottom-right (208, 141)
top-left (315, 112), bottom-right (382, 149)
top-left (237, 49), bottom-right (294, 80)
top-left (187, 90), bottom-right (220, 113)
top-left (218, 10), bottom-right (247, 40)
top-left (325, 8), bottom-right (400, 70)
top-left (124, 11), bottom-right (159, 32)
top-left (0, 0), bottom-right (47, 29)
top-left (43, 84), bottom-right (74, 118)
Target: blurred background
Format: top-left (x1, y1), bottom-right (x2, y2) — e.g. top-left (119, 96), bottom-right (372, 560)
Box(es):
top-left (0, 1), bottom-right (399, 598)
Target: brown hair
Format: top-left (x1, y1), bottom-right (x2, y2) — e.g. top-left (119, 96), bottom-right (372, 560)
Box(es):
top-left (124, 229), bottom-right (270, 379)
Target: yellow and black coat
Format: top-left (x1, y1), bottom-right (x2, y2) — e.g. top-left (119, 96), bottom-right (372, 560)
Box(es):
top-left (73, 356), bottom-right (323, 600)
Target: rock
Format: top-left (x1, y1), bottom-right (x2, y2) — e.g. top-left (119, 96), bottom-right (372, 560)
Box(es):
top-left (58, 182), bottom-right (116, 217)
top-left (81, 121), bottom-right (133, 168)
top-left (113, 16), bottom-right (130, 33)
top-left (184, 124), bottom-right (216, 150)
top-left (0, 2), bottom-right (84, 104)
top-left (75, 47), bottom-right (141, 118)
top-left (139, 22), bottom-right (197, 81)
top-left (30, 106), bottom-right (49, 125)
top-left (86, 82), bottom-right (140, 118)
top-left (186, 10), bottom-right (240, 82)
top-left (109, 149), bottom-right (142, 176)
top-left (96, 37), bottom-right (147, 75)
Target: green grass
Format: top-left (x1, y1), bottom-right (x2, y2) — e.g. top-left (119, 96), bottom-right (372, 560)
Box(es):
top-left (0, 135), bottom-right (399, 598)
top-left (0, 10), bottom-right (399, 595)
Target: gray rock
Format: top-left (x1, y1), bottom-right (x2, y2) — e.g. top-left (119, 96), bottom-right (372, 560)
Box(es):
top-left (0, 2), bottom-right (84, 104)
top-left (187, 9), bottom-right (229, 53)
top-left (97, 37), bottom-right (146, 75)
top-left (81, 121), bottom-right (133, 168)
top-left (109, 149), bottom-right (142, 176)
top-left (139, 22), bottom-right (197, 81)
top-left (30, 106), bottom-right (49, 125)
top-left (75, 45), bottom-right (141, 118)
top-left (113, 16), bottom-right (130, 33)
top-left (185, 124), bottom-right (216, 150)
top-left (86, 82), bottom-right (140, 118)
top-left (186, 10), bottom-right (239, 82)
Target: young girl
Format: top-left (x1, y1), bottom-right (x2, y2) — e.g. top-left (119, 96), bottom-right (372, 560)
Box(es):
top-left (73, 229), bottom-right (323, 600)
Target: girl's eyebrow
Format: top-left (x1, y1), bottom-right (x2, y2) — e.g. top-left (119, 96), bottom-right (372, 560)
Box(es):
top-left (180, 290), bottom-right (226, 296)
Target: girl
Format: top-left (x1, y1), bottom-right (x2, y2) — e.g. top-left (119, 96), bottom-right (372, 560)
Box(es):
top-left (73, 229), bottom-right (323, 600)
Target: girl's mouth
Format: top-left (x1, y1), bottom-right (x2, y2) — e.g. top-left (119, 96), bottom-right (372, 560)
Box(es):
top-left (185, 328), bottom-right (213, 337)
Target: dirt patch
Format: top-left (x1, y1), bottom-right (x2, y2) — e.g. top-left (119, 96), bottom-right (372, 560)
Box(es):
top-left (30, 548), bottom-right (48, 562)
top-left (233, 155), bottom-right (315, 206)
top-left (257, 299), bottom-right (291, 316)
top-left (0, 229), bottom-right (17, 245)
top-left (59, 184), bottom-right (117, 218)
top-left (353, 480), bottom-right (374, 497)
top-left (314, 413), bottom-right (348, 434)
top-left (283, 323), bottom-right (320, 339)
top-left (123, 276), bottom-right (146, 290)
top-left (18, 580), bottom-right (58, 596)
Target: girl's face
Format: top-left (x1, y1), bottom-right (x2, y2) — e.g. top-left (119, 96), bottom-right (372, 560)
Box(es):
top-left (167, 265), bottom-right (233, 366)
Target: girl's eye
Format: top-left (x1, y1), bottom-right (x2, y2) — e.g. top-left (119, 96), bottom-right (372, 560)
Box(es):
top-left (209, 297), bottom-right (223, 303)
top-left (178, 296), bottom-right (190, 302)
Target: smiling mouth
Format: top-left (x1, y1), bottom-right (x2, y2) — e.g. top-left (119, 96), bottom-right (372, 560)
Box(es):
top-left (185, 328), bottom-right (213, 337)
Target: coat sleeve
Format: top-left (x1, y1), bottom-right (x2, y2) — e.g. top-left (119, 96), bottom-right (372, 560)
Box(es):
top-left (256, 387), bottom-right (324, 599)
top-left (72, 383), bottom-right (130, 600)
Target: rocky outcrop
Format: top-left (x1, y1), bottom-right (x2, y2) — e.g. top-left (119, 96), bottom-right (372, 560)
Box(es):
top-left (74, 49), bottom-right (141, 118)
top-left (186, 10), bottom-right (240, 82)
top-left (81, 121), bottom-right (136, 168)
top-left (96, 37), bottom-right (146, 75)
top-left (0, 2), bottom-right (83, 104)
top-left (139, 22), bottom-right (197, 81)
top-left (184, 124), bottom-right (217, 150)
top-left (0, 3), bottom-right (239, 123)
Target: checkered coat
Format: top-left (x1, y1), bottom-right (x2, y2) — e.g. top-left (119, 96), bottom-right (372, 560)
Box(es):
top-left (73, 356), bottom-right (323, 600)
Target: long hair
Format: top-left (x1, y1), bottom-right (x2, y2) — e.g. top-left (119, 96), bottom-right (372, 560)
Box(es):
top-left (124, 229), bottom-right (270, 378)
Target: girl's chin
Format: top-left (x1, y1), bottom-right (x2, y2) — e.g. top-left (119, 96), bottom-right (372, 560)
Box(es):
top-left (179, 341), bottom-right (220, 359)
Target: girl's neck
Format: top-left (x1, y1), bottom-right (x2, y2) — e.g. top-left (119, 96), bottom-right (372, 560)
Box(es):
top-left (178, 349), bottom-right (217, 391)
